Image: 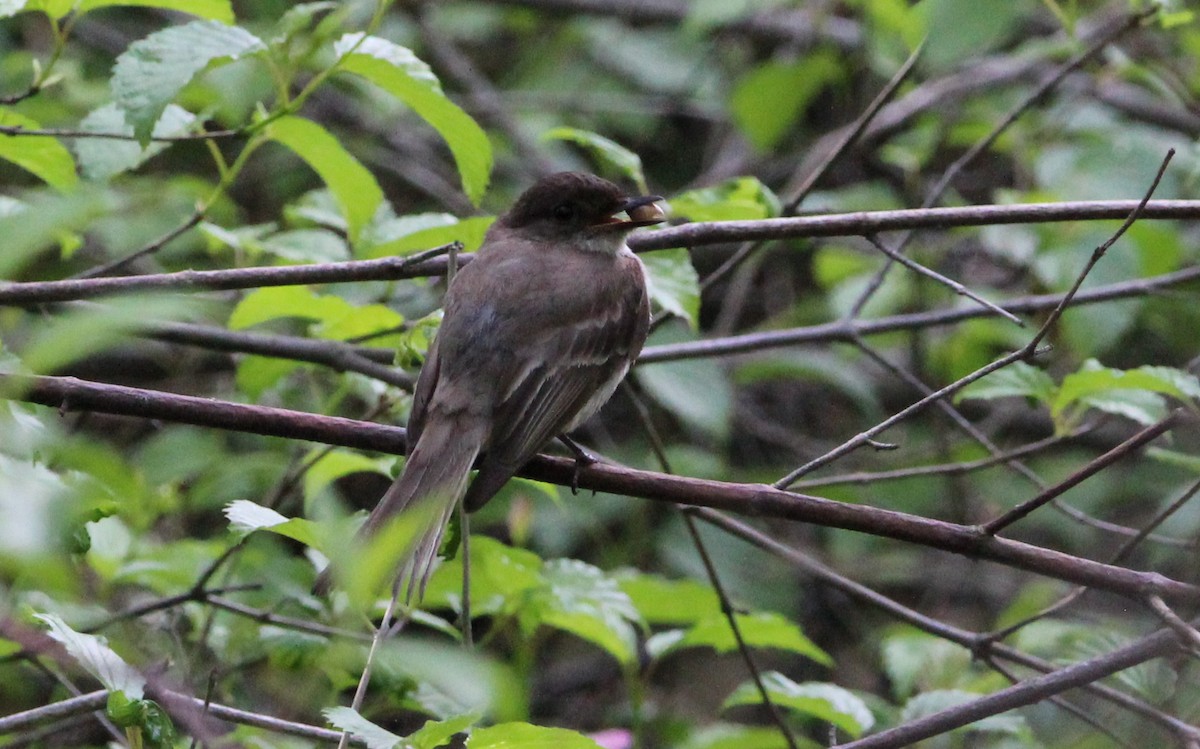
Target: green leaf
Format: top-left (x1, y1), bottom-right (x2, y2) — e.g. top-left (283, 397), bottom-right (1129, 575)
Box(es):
top-left (19, 295), bottom-right (201, 374)
top-left (635, 327), bottom-right (733, 440)
top-left (333, 33), bottom-right (492, 205)
top-left (35, 613), bottom-right (146, 698)
top-left (303, 449), bottom-right (391, 503)
top-left (112, 20), bottom-right (265, 143)
top-left (618, 572), bottom-right (720, 625)
top-left (1053, 359), bottom-right (1197, 426)
top-left (669, 176), bottom-right (781, 222)
top-left (641, 249), bottom-right (700, 328)
top-left (260, 228), bottom-right (349, 263)
top-left (678, 723), bottom-right (796, 749)
top-left (77, 0), bottom-right (234, 22)
top-left (223, 499), bottom-right (323, 549)
top-left (409, 712), bottom-right (481, 749)
top-left (235, 355), bottom-right (301, 399)
top-left (228, 286), bottom-right (355, 329)
top-left (364, 214), bottom-right (494, 258)
top-left (0, 189), bottom-right (105, 279)
top-left (424, 536), bottom-right (543, 617)
top-left (723, 673), bottom-right (873, 737)
top-left (0, 110), bottom-right (78, 190)
top-left (730, 53), bottom-right (841, 151)
top-left (468, 722), bottom-right (603, 749)
top-left (956, 361), bottom-right (1056, 406)
top-left (542, 127), bottom-right (646, 192)
top-left (520, 559), bottom-right (641, 666)
top-left (647, 611), bottom-right (831, 666)
top-left (266, 116), bottom-right (383, 246)
top-left (919, 0), bottom-right (1024, 70)
top-left (75, 103), bottom-right (197, 180)
top-left (323, 706), bottom-right (403, 749)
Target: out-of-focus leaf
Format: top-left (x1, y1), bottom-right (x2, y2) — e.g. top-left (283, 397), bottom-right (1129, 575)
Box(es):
top-left (723, 673), bottom-right (873, 737)
top-left (334, 33), bottom-right (492, 205)
top-left (77, 0), bottom-right (233, 22)
top-left (730, 53), bottom-right (841, 151)
top-left (409, 712), bottom-right (482, 749)
top-left (677, 723), bottom-right (796, 749)
top-left (112, 20), bottom-right (265, 143)
top-left (364, 215), bottom-right (493, 258)
top-left (324, 707), bottom-right (403, 749)
top-left (0, 110), bottom-right (78, 190)
top-left (260, 229), bottom-right (348, 263)
top-left (956, 361), bottom-right (1056, 406)
top-left (919, 0), bottom-right (1023, 70)
top-left (617, 572), bottom-right (720, 625)
top-left (901, 690), bottom-right (1031, 738)
top-left (424, 536), bottom-right (543, 617)
top-left (266, 115), bottom-right (383, 245)
top-left (647, 611), bottom-right (831, 666)
top-left (19, 295), bottom-right (201, 374)
top-left (542, 127), bottom-right (646, 193)
top-left (227, 286), bottom-right (354, 329)
top-left (669, 176), bottom-right (780, 222)
top-left (635, 327), bottom-right (732, 440)
top-left (76, 103), bottom-right (197, 181)
top-left (469, 723), bottom-right (603, 749)
top-left (223, 499), bottom-right (322, 549)
top-left (302, 449), bottom-right (390, 503)
top-left (642, 248), bottom-right (700, 328)
top-left (36, 613), bottom-right (146, 698)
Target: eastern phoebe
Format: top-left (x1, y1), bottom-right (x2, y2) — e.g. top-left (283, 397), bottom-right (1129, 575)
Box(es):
top-left (319, 172), bottom-right (665, 600)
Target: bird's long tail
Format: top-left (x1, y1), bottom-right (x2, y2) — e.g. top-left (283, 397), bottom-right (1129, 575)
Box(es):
top-left (317, 417), bottom-right (483, 602)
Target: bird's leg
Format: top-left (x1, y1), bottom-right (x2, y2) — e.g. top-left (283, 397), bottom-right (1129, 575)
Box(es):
top-left (558, 434), bottom-right (598, 495)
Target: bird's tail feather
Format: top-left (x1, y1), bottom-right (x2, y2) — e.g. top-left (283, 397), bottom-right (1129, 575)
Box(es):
top-left (316, 418), bottom-right (482, 601)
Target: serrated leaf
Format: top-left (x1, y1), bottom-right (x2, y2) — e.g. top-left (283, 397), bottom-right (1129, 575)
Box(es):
top-left (424, 536), bottom-right (543, 616)
top-left (723, 673), bottom-right (872, 737)
top-left (542, 127), bottom-right (646, 193)
top-left (323, 706), bottom-right (403, 749)
top-left (266, 115), bottom-right (383, 245)
top-left (0, 110), bottom-right (78, 190)
top-left (75, 103), bottom-right (197, 180)
top-left (520, 559), bottom-right (641, 666)
top-left (36, 613), bottom-right (145, 698)
top-left (77, 0), bottom-right (233, 22)
top-left (957, 361), bottom-right (1055, 405)
top-left (223, 499), bottom-right (323, 548)
top-left (112, 20), bottom-right (265, 143)
top-left (641, 249), bottom-right (700, 328)
top-left (669, 176), bottom-right (781, 222)
top-left (468, 722), bottom-right (603, 749)
top-left (333, 33), bottom-right (492, 205)
top-left (647, 611), bottom-right (831, 666)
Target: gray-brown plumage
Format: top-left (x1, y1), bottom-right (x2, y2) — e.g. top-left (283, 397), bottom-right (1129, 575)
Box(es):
top-left (317, 172), bottom-right (662, 600)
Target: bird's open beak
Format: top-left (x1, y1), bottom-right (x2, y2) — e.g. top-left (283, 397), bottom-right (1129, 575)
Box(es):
top-left (594, 195), bottom-right (666, 230)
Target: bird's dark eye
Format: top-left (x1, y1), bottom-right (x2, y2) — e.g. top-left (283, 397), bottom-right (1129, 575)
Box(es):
top-left (552, 203), bottom-right (575, 222)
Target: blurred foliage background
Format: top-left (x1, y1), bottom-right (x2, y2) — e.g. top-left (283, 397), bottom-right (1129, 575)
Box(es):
top-left (2, 0), bottom-right (1200, 747)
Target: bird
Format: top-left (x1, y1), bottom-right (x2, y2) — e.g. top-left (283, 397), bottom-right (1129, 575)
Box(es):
top-left (317, 172), bottom-right (665, 601)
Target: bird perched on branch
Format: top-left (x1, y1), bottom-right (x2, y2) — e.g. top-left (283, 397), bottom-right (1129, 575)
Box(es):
top-left (316, 172), bottom-right (665, 600)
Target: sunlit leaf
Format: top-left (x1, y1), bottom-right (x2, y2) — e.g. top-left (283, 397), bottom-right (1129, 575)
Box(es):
top-left (647, 611), bottom-right (831, 666)
top-left (77, 0), bottom-right (234, 22)
top-left (0, 110), bottom-right (77, 190)
top-left (469, 722), bottom-right (603, 749)
top-left (266, 115), bottom-right (383, 246)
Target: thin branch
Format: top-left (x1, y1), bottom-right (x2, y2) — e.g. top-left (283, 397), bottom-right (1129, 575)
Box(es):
top-left (1146, 596), bottom-right (1200, 655)
top-left (5, 371), bottom-right (1200, 605)
top-left (981, 413), bottom-right (1180, 535)
top-left (694, 508), bottom-right (1200, 741)
top-left (0, 244), bottom-right (460, 305)
top-left (836, 622), bottom-right (1191, 749)
top-left (0, 124), bottom-right (241, 142)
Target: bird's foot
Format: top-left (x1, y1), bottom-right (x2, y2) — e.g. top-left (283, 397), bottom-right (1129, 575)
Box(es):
top-left (558, 435), bottom-right (598, 495)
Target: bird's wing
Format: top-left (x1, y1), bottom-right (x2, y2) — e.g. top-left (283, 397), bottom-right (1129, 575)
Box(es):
top-left (404, 334), bottom-right (441, 451)
top-left (463, 262), bottom-right (649, 511)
